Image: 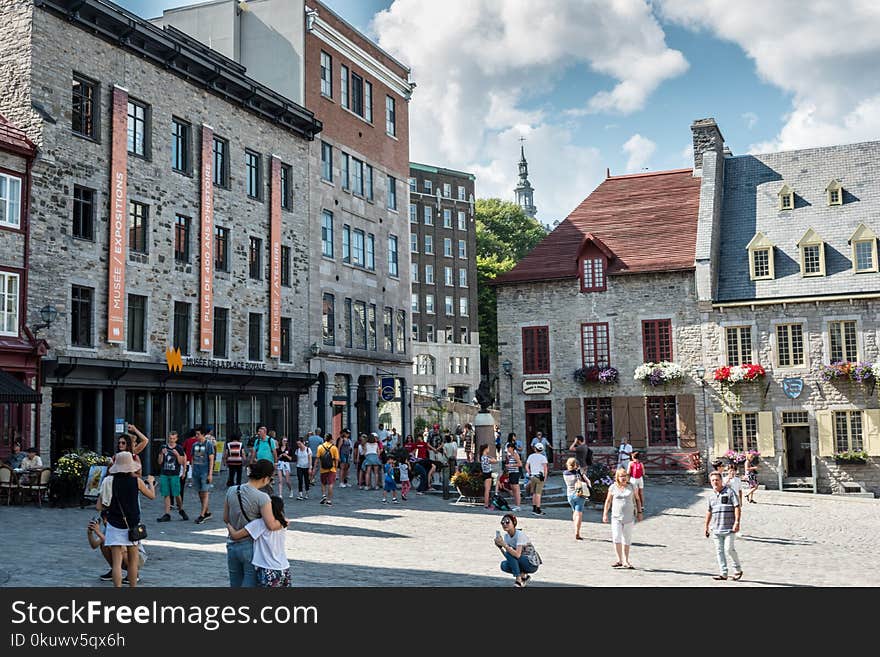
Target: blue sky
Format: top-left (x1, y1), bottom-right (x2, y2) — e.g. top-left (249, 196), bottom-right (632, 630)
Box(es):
top-left (121, 1), bottom-right (880, 223)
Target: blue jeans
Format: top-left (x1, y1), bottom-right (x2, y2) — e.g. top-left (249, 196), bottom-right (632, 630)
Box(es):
top-left (227, 539), bottom-right (257, 588)
top-left (500, 552), bottom-right (538, 578)
top-left (413, 462), bottom-right (429, 492)
top-left (713, 532), bottom-right (741, 576)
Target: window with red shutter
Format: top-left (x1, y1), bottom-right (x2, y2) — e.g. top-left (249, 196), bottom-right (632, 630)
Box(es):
top-left (581, 257), bottom-right (606, 292)
top-left (642, 319), bottom-right (672, 362)
top-left (522, 326), bottom-right (550, 374)
top-left (581, 323), bottom-right (610, 368)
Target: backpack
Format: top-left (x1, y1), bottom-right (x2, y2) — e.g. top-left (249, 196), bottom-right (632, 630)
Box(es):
top-left (319, 444), bottom-right (335, 469)
top-left (491, 494), bottom-right (510, 511)
top-left (586, 447), bottom-right (593, 466)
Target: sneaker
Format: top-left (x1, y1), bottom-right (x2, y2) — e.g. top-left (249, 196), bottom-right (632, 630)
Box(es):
top-left (325, 500), bottom-right (332, 506)
top-left (99, 570), bottom-right (113, 581)
top-left (521, 574), bottom-right (531, 586)
top-left (381, 498), bottom-right (387, 503)
top-left (392, 498), bottom-right (399, 503)
top-left (203, 511), bottom-right (212, 521)
top-left (319, 497), bottom-right (327, 505)
top-left (303, 492), bottom-right (309, 499)
top-left (157, 513), bottom-right (171, 523)
top-left (195, 515), bottom-right (206, 524)
top-left (178, 509), bottom-right (189, 521)
top-left (121, 574), bottom-right (140, 584)
top-left (296, 493), bottom-right (304, 500)
top-left (340, 483), bottom-right (347, 488)
top-left (289, 491), bottom-right (294, 498)
top-left (401, 494), bottom-right (407, 501)
top-left (510, 506), bottom-right (521, 512)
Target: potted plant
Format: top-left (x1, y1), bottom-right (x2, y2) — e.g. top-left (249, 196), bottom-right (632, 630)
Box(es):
top-left (450, 463), bottom-right (484, 498)
top-left (573, 366), bottom-right (619, 385)
top-left (50, 449), bottom-right (112, 507)
top-left (586, 462), bottom-right (613, 506)
top-left (833, 450), bottom-right (868, 465)
top-left (724, 449), bottom-right (759, 466)
top-left (819, 361), bottom-right (875, 384)
top-left (634, 362), bottom-right (685, 387)
top-left (713, 364), bottom-right (766, 384)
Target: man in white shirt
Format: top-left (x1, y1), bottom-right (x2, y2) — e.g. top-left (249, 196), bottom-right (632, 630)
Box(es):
top-left (525, 443), bottom-right (549, 516)
top-left (376, 423), bottom-right (389, 447)
top-left (617, 436), bottom-right (634, 470)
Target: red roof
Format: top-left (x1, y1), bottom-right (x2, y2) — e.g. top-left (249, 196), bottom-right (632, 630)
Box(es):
top-left (494, 168), bottom-right (701, 285)
top-left (0, 114), bottom-right (36, 157)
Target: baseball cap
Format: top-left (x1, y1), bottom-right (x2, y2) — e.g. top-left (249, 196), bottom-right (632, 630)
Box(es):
top-left (534, 443), bottom-right (544, 451)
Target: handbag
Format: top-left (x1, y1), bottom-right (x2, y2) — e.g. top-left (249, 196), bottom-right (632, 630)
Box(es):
top-left (114, 490), bottom-right (148, 542)
top-left (573, 474), bottom-right (590, 499)
top-left (522, 543), bottom-right (542, 568)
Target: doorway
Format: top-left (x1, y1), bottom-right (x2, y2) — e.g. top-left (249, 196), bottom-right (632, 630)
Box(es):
top-left (524, 400), bottom-right (552, 447)
top-left (784, 425), bottom-right (811, 476)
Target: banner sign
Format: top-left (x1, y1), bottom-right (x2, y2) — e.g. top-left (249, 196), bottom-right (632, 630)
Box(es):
top-left (270, 157), bottom-right (282, 358)
top-left (107, 86), bottom-right (128, 344)
top-left (199, 124), bottom-right (215, 352)
top-left (380, 377), bottom-right (396, 402)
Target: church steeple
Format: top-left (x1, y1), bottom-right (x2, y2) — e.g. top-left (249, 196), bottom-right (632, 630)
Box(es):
top-left (514, 140), bottom-right (537, 219)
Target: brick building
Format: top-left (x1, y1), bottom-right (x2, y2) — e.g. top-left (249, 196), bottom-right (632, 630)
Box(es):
top-left (408, 163), bottom-right (480, 406)
top-left (0, 0), bottom-right (321, 465)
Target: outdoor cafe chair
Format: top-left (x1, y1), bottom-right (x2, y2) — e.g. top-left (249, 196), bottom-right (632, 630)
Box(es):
top-left (0, 464), bottom-right (17, 505)
top-left (19, 467), bottom-right (51, 507)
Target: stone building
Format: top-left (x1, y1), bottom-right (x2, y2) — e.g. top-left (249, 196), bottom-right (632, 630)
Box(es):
top-left (152, 0), bottom-right (415, 438)
top-left (408, 163), bottom-right (480, 408)
top-left (0, 0), bottom-right (321, 465)
top-left (693, 119), bottom-right (880, 495)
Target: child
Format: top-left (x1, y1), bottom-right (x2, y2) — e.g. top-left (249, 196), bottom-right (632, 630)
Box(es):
top-left (627, 451), bottom-right (645, 509)
top-left (382, 456), bottom-right (399, 503)
top-left (226, 496), bottom-right (291, 588)
top-left (399, 458), bottom-right (410, 501)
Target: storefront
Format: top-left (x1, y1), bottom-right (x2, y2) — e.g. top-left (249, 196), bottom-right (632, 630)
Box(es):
top-left (0, 334), bottom-right (46, 459)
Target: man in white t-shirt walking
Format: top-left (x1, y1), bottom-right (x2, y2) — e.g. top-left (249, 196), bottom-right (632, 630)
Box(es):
top-left (617, 435), bottom-right (634, 471)
top-left (525, 443), bottom-right (549, 516)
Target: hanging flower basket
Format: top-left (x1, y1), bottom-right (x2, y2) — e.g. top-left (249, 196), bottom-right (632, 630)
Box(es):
top-left (724, 449), bottom-right (759, 466)
top-left (573, 366), bottom-right (619, 385)
top-left (819, 362), bottom-right (875, 384)
top-left (713, 364), bottom-right (766, 384)
top-left (833, 450), bottom-right (868, 465)
top-left (634, 362), bottom-right (685, 387)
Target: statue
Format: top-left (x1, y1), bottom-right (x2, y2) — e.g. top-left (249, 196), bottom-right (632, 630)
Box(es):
top-left (475, 379), bottom-right (493, 413)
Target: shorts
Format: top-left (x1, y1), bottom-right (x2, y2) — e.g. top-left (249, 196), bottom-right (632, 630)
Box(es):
top-left (362, 453), bottom-right (381, 468)
top-left (568, 494), bottom-right (586, 513)
top-left (630, 476), bottom-right (644, 490)
top-left (320, 471), bottom-right (337, 485)
top-left (256, 566), bottom-right (291, 588)
top-left (611, 518), bottom-right (634, 545)
top-left (530, 476), bottom-right (545, 496)
top-left (383, 479), bottom-right (397, 492)
top-left (340, 454), bottom-right (351, 464)
top-left (506, 471), bottom-right (521, 486)
top-left (276, 461), bottom-right (291, 475)
top-left (482, 471), bottom-right (493, 481)
top-left (104, 523), bottom-right (135, 547)
top-left (159, 473), bottom-right (181, 497)
top-left (191, 467), bottom-right (211, 492)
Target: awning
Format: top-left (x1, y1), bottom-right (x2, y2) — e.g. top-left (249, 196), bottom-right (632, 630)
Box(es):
top-left (0, 370), bottom-right (41, 404)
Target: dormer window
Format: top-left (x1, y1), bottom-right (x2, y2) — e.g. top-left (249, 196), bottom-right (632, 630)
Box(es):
top-left (826, 180), bottom-right (843, 206)
top-left (778, 184), bottom-right (795, 211)
top-left (582, 257), bottom-right (606, 292)
top-left (849, 223), bottom-right (878, 273)
top-left (797, 228), bottom-right (826, 277)
top-left (746, 232), bottom-right (775, 280)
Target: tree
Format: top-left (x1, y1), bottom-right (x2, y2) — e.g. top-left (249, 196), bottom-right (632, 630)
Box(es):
top-left (476, 199), bottom-right (547, 362)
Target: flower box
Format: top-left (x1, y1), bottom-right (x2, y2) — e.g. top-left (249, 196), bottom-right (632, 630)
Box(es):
top-left (724, 450), bottom-right (759, 466)
top-left (634, 362), bottom-right (685, 387)
top-left (819, 362), bottom-right (875, 384)
top-left (714, 364), bottom-right (766, 384)
top-left (573, 366), bottom-right (619, 385)
top-left (833, 451), bottom-right (868, 465)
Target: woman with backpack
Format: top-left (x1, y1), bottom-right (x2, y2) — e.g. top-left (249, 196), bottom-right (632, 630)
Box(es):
top-left (563, 457), bottom-right (591, 540)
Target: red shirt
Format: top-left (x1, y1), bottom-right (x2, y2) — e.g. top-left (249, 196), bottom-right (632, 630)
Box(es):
top-left (182, 436), bottom-right (199, 463)
top-left (413, 441), bottom-right (429, 460)
top-left (630, 461), bottom-right (644, 478)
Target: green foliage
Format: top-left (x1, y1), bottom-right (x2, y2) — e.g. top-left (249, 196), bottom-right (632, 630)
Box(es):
top-left (413, 416), bottom-right (431, 437)
top-left (834, 450), bottom-right (869, 463)
top-left (54, 449), bottom-right (112, 481)
top-left (475, 199), bottom-right (547, 360)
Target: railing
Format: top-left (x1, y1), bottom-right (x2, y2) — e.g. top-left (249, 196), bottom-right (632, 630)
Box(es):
top-left (552, 450), bottom-right (702, 472)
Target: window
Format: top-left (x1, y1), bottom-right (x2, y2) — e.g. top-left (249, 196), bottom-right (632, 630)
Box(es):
top-left (778, 184), bottom-right (794, 210)
top-left (798, 228), bottom-right (825, 276)
top-left (396, 310), bottom-right (406, 353)
top-left (249, 237), bottom-right (262, 280)
top-left (322, 294), bottom-right (335, 346)
top-left (71, 285), bottom-right (93, 347)
top-left (384, 307), bottom-right (393, 352)
top-left (425, 294), bottom-right (435, 314)
top-left (248, 313), bottom-right (263, 361)
top-left (458, 211), bottom-right (467, 231)
top-left (213, 136), bottom-right (229, 187)
top-left (424, 179), bottom-right (432, 194)
top-left (353, 301), bottom-right (367, 349)
top-left (726, 326), bottom-right (752, 366)
top-left (415, 355), bottom-right (436, 376)
top-left (0, 173), bottom-right (20, 229)
top-left (174, 215), bottom-right (190, 263)
top-left (424, 235), bottom-right (434, 255)
top-left (72, 185), bottom-right (94, 240)
top-left (342, 225), bottom-right (351, 263)
top-left (281, 246), bottom-right (291, 287)
top-left (385, 96), bottom-right (396, 136)
top-left (425, 265), bottom-right (434, 284)
top-left (584, 398), bottom-right (613, 446)
top-left (826, 180), bottom-right (843, 206)
top-left (443, 209), bottom-right (452, 228)
top-left (352, 229), bottom-right (365, 267)
top-left (0, 272), bottom-right (19, 336)
top-left (443, 238), bottom-right (452, 257)
top-left (344, 298), bottom-right (353, 347)
top-left (424, 206), bottom-right (433, 225)
top-left (581, 323), bottom-right (610, 368)
top-left (802, 245), bottom-right (822, 275)
top-left (321, 142), bottom-right (333, 182)
top-left (213, 307), bottom-right (228, 359)
top-left (776, 323), bottom-right (805, 367)
top-left (850, 224), bottom-right (878, 273)
top-left (340, 65), bottom-right (348, 107)
top-left (280, 164), bottom-right (292, 210)
top-left (445, 325), bottom-right (454, 343)
top-left (458, 186), bottom-right (466, 201)
top-left (730, 413), bottom-right (758, 452)
top-left (460, 326), bottom-right (468, 344)
top-left (829, 320), bottom-right (858, 362)
top-left (752, 249), bottom-right (771, 279)
top-left (747, 232), bottom-right (775, 280)
top-left (364, 80), bottom-right (373, 122)
top-left (835, 411), bottom-right (864, 453)
top-left (459, 297), bottom-right (469, 316)
top-left (171, 117), bottom-right (190, 173)
top-left (410, 233), bottom-right (418, 254)
top-left (365, 165), bottom-right (374, 201)
top-left (366, 233), bottom-right (375, 271)
top-left (341, 153), bottom-right (350, 191)
top-left (445, 295), bottom-right (453, 315)
top-left (444, 267), bottom-right (453, 286)
top-left (173, 301), bottom-right (190, 356)
top-left (412, 324), bottom-right (420, 342)
top-left (387, 175), bottom-right (397, 210)
top-left (351, 157), bottom-right (364, 195)
top-left (388, 235), bottom-right (399, 277)
top-left (409, 204), bottom-right (417, 223)
top-left (582, 257), bottom-right (606, 292)
top-left (245, 150), bottom-right (262, 200)
top-left (459, 268), bottom-right (467, 287)
top-left (126, 294), bottom-right (147, 352)
top-left (320, 51), bottom-right (332, 97)
top-left (411, 293), bottom-right (419, 312)
top-left (647, 396), bottom-right (677, 445)
top-left (522, 326), bottom-right (550, 374)
top-left (642, 319), bottom-right (672, 362)
top-left (128, 201), bottom-right (148, 254)
top-left (214, 226), bottom-right (229, 272)
top-left (280, 317), bottom-right (292, 363)
top-left (458, 239), bottom-right (467, 259)
top-left (350, 72), bottom-right (364, 117)
top-left (408, 177), bottom-right (416, 192)
top-left (442, 183), bottom-right (451, 198)
top-left (412, 266), bottom-right (419, 283)
top-left (322, 210), bottom-right (334, 257)
top-left (426, 324), bottom-right (435, 342)
top-left (126, 99), bottom-right (148, 157)
top-left (782, 411), bottom-right (809, 425)
top-left (72, 74), bottom-right (97, 139)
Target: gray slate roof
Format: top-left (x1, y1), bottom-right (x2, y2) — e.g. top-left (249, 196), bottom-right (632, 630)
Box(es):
top-left (716, 140), bottom-right (880, 302)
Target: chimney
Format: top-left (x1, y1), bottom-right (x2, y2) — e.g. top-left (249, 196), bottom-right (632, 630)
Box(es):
top-left (691, 118), bottom-right (724, 172)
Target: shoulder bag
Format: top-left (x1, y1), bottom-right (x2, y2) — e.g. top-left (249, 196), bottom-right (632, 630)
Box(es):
top-left (521, 543), bottom-right (543, 568)
top-left (114, 491), bottom-right (147, 542)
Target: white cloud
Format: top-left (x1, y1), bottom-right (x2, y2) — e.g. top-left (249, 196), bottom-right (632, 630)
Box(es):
top-left (742, 111), bottom-right (758, 130)
top-left (660, 0), bottom-right (880, 152)
top-left (622, 134), bottom-right (657, 172)
top-left (372, 0), bottom-right (687, 219)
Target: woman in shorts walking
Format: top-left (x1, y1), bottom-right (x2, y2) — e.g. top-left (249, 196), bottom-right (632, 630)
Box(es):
top-left (562, 457), bottom-right (591, 540)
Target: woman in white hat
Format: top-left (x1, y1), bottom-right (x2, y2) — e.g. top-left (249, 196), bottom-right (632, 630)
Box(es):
top-left (104, 451), bottom-right (156, 587)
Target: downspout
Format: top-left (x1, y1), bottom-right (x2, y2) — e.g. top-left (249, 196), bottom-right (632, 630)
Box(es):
top-left (23, 152), bottom-right (40, 454)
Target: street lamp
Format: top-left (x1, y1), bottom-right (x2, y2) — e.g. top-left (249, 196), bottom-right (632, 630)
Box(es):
top-left (31, 304), bottom-right (58, 334)
top-left (695, 365), bottom-right (709, 477)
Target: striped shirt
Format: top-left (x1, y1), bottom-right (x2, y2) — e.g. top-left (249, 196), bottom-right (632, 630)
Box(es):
top-left (707, 486), bottom-right (739, 534)
top-left (506, 453), bottom-right (520, 473)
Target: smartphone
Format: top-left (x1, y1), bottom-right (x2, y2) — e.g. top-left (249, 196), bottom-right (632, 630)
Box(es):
top-left (495, 530), bottom-right (501, 540)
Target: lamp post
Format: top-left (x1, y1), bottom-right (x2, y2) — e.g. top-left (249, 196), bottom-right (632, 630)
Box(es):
top-left (31, 304), bottom-right (58, 334)
top-left (695, 365), bottom-right (709, 478)
top-left (501, 359), bottom-right (513, 434)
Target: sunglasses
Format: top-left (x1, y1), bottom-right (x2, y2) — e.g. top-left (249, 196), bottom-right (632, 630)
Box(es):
top-left (500, 520), bottom-right (511, 526)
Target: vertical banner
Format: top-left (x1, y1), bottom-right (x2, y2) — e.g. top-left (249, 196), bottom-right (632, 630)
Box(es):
top-left (269, 156), bottom-right (282, 358)
top-left (199, 124), bottom-right (214, 352)
top-left (107, 86), bottom-right (128, 343)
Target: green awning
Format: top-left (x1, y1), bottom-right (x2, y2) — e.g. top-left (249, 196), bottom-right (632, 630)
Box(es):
top-left (0, 370), bottom-right (41, 404)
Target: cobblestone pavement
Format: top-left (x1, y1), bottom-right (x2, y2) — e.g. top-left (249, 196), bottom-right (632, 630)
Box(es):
top-left (1, 477), bottom-right (877, 587)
